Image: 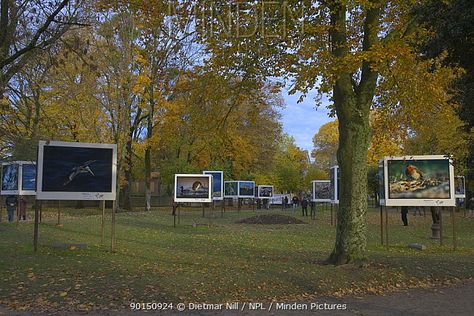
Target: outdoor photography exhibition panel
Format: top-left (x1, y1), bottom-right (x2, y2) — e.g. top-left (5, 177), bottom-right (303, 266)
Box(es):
top-left (1, 163), bottom-right (19, 195)
top-left (311, 180), bottom-right (331, 202)
top-left (258, 185), bottom-right (274, 199)
top-left (174, 174), bottom-right (212, 203)
top-left (203, 171), bottom-right (224, 201)
top-left (224, 181), bottom-right (238, 198)
top-left (238, 181), bottom-right (255, 198)
top-left (383, 155), bottom-right (455, 207)
top-left (36, 141), bottom-right (117, 200)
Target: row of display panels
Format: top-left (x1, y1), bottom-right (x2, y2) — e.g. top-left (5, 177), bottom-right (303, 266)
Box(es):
top-left (317, 156), bottom-right (466, 207)
top-left (174, 173), bottom-right (274, 203)
top-left (1, 141), bottom-right (117, 200)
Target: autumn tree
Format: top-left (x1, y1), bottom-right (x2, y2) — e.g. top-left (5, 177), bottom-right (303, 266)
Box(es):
top-left (0, 0), bottom-right (86, 96)
top-left (192, 0), bottom-right (460, 264)
top-left (312, 120), bottom-right (338, 171)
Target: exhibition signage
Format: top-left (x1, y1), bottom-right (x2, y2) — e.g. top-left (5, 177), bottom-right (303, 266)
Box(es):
top-left (36, 141), bottom-right (117, 200)
top-left (311, 180), bottom-right (331, 202)
top-left (382, 155), bottom-right (455, 207)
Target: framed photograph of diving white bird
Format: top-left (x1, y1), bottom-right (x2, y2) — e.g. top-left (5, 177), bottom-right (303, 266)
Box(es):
top-left (311, 180), bottom-right (331, 202)
top-left (1, 162), bottom-right (19, 195)
top-left (382, 155), bottom-right (455, 207)
top-left (203, 171), bottom-right (224, 201)
top-left (36, 141), bottom-right (117, 200)
top-left (454, 176), bottom-right (465, 199)
top-left (257, 185), bottom-right (273, 199)
top-left (224, 181), bottom-right (238, 198)
top-left (174, 174), bottom-right (212, 203)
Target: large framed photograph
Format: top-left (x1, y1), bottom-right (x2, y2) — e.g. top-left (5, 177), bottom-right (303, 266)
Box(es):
top-left (330, 166), bottom-right (340, 204)
top-left (383, 155), bottom-right (455, 207)
top-left (311, 180), bottom-right (331, 202)
top-left (455, 176), bottom-right (466, 199)
top-left (21, 162), bottom-right (37, 195)
top-left (238, 181), bottom-right (255, 198)
top-left (257, 185), bottom-right (274, 199)
top-left (36, 141), bottom-right (117, 200)
top-left (1, 162), bottom-right (19, 195)
top-left (224, 181), bottom-right (238, 198)
top-left (174, 174), bottom-right (212, 203)
top-left (203, 171), bottom-right (224, 201)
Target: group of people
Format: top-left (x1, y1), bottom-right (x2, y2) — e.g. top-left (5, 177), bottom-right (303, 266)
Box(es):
top-left (281, 195), bottom-right (311, 217)
top-left (3, 195), bottom-right (27, 222)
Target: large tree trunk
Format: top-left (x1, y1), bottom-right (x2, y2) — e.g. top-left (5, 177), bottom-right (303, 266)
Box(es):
top-left (327, 1), bottom-right (380, 265)
top-left (329, 96), bottom-right (371, 264)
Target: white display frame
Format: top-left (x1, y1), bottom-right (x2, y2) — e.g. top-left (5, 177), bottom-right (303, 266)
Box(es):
top-left (383, 155), bottom-right (455, 207)
top-left (224, 180), bottom-right (239, 198)
top-left (257, 185), bottom-right (274, 199)
top-left (454, 176), bottom-right (466, 199)
top-left (174, 174), bottom-right (212, 203)
top-left (1, 161), bottom-right (37, 196)
top-left (238, 181), bottom-right (255, 198)
top-left (36, 141), bottom-right (117, 201)
top-left (311, 180), bottom-right (331, 202)
top-left (203, 170), bottom-right (224, 201)
top-left (330, 165), bottom-right (339, 204)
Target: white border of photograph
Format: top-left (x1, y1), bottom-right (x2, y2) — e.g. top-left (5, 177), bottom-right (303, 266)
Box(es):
top-left (238, 180), bottom-right (255, 198)
top-left (454, 176), bottom-right (466, 199)
top-left (174, 174), bottom-right (212, 203)
top-left (330, 165), bottom-right (339, 204)
top-left (383, 155), bottom-right (455, 207)
top-left (36, 141), bottom-right (117, 201)
top-left (257, 185), bottom-right (274, 199)
top-left (224, 180), bottom-right (239, 198)
top-left (311, 180), bottom-right (331, 202)
top-left (203, 170), bottom-right (224, 201)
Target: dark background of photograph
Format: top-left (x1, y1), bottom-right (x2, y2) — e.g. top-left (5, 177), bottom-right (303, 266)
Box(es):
top-left (22, 164), bottom-right (36, 191)
top-left (1, 164), bottom-right (19, 191)
top-left (41, 146), bottom-right (113, 192)
top-left (225, 182), bottom-right (238, 196)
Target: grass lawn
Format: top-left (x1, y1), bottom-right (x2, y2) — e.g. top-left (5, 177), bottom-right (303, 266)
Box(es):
top-left (0, 204), bottom-right (473, 313)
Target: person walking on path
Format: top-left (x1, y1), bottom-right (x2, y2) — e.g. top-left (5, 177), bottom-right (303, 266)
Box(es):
top-left (301, 197), bottom-right (308, 217)
top-left (284, 196), bottom-right (289, 209)
top-left (291, 195), bottom-right (299, 214)
top-left (5, 195), bottom-right (18, 223)
top-left (401, 206), bottom-right (409, 226)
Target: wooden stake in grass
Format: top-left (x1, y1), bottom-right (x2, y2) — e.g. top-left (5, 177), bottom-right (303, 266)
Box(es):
top-left (111, 200), bottom-right (116, 252)
top-left (380, 205), bottom-right (384, 246)
top-left (451, 207), bottom-right (457, 251)
top-left (33, 200), bottom-right (40, 252)
top-left (56, 200), bottom-right (61, 226)
top-left (385, 206), bottom-right (389, 250)
top-left (101, 200), bottom-right (105, 244)
top-left (440, 207), bottom-right (443, 246)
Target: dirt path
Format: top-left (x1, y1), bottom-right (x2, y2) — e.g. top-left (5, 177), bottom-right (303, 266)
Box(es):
top-left (1, 280), bottom-right (473, 315)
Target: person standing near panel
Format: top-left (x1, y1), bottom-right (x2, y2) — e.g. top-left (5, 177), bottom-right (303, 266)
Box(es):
top-left (301, 197), bottom-right (308, 217)
top-left (5, 195), bottom-right (18, 223)
top-left (291, 195), bottom-right (299, 214)
top-left (401, 206), bottom-right (409, 226)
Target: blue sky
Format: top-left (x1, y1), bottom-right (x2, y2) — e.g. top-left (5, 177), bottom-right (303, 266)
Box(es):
top-left (279, 88), bottom-right (334, 153)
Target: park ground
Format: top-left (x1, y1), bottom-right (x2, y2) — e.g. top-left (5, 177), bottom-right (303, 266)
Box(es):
top-left (0, 204), bottom-right (473, 314)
